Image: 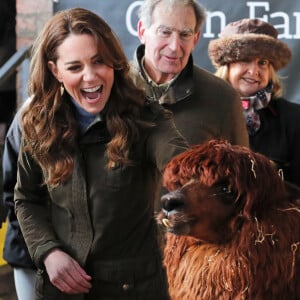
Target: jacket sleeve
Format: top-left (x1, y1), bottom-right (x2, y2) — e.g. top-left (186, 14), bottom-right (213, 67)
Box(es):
top-left (14, 145), bottom-right (63, 268)
top-left (227, 90), bottom-right (249, 147)
top-left (283, 100), bottom-right (300, 186)
top-left (0, 144), bottom-right (8, 227)
top-left (145, 102), bottom-right (189, 172)
top-left (3, 98), bottom-right (33, 211)
top-left (3, 109), bottom-right (22, 211)
top-left (1, 108), bottom-right (22, 227)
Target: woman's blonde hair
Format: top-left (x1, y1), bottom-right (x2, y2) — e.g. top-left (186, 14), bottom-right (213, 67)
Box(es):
top-left (215, 64), bottom-right (283, 97)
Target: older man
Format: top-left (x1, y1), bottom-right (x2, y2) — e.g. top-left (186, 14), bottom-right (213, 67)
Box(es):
top-left (130, 0), bottom-right (249, 146)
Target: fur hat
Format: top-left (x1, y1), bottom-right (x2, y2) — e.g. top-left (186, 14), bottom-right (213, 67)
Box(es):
top-left (208, 18), bottom-right (291, 70)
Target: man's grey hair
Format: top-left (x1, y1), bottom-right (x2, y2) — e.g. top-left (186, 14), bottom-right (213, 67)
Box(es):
top-left (138, 0), bottom-right (206, 33)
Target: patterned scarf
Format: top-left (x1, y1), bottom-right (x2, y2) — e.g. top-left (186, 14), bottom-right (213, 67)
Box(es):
top-left (241, 82), bottom-right (273, 136)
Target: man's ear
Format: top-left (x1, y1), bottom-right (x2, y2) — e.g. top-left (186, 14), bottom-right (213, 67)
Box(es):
top-left (48, 61), bottom-right (61, 82)
top-left (192, 31), bottom-right (201, 51)
top-left (137, 20), bottom-right (146, 44)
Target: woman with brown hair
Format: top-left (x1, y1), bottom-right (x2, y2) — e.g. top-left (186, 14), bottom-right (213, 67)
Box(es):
top-left (14, 7), bottom-right (187, 299)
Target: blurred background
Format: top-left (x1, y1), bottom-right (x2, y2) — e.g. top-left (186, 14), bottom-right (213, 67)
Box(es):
top-left (0, 1), bottom-right (299, 299)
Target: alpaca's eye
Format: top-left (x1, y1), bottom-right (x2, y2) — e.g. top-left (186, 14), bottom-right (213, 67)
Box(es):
top-left (210, 185), bottom-right (234, 197)
top-left (218, 185), bottom-right (230, 194)
top-left (221, 186), bottom-right (229, 193)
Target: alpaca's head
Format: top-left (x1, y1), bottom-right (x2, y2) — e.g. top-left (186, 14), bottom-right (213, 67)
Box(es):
top-left (157, 139), bottom-right (298, 243)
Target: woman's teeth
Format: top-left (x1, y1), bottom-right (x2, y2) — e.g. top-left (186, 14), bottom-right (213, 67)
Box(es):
top-left (82, 85), bottom-right (102, 93)
top-left (82, 85), bottom-right (103, 101)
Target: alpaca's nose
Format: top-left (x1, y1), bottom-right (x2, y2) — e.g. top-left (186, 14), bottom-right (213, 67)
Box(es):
top-left (161, 190), bottom-right (186, 212)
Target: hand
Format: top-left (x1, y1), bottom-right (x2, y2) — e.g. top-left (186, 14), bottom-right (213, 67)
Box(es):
top-left (44, 248), bottom-right (92, 294)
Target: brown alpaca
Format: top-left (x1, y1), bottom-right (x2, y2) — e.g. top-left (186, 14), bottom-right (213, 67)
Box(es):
top-left (157, 139), bottom-right (300, 300)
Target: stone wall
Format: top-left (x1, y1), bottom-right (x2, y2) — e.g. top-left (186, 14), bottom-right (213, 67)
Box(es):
top-left (16, 0), bottom-right (53, 47)
top-left (16, 0), bottom-right (53, 106)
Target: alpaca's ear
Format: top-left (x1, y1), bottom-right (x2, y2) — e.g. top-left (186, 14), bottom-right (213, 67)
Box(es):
top-left (285, 181), bottom-right (300, 203)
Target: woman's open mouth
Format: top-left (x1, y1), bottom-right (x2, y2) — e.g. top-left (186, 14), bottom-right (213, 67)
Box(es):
top-left (81, 85), bottom-right (103, 102)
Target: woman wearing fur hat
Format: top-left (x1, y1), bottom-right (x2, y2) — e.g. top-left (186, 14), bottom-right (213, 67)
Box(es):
top-left (208, 18), bottom-right (300, 187)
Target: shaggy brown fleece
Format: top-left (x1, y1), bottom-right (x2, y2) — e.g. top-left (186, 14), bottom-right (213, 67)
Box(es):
top-left (157, 139), bottom-right (300, 300)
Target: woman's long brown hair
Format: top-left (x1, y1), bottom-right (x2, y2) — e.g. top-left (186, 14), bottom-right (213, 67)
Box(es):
top-left (22, 8), bottom-right (147, 186)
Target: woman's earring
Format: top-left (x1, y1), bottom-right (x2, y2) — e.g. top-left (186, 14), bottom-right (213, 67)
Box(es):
top-left (60, 83), bottom-right (64, 96)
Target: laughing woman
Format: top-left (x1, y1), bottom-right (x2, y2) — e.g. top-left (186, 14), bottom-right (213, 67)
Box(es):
top-left (14, 8), bottom-right (187, 300)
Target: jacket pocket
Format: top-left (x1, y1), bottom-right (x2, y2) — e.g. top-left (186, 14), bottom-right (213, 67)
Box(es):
top-left (51, 203), bottom-right (75, 242)
top-left (35, 269), bottom-right (84, 300)
top-left (104, 163), bottom-right (136, 189)
top-left (87, 256), bottom-right (170, 299)
top-left (35, 269), bottom-right (61, 300)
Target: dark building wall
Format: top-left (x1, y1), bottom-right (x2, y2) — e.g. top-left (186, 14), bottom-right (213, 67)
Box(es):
top-left (0, 0), bottom-right (16, 133)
